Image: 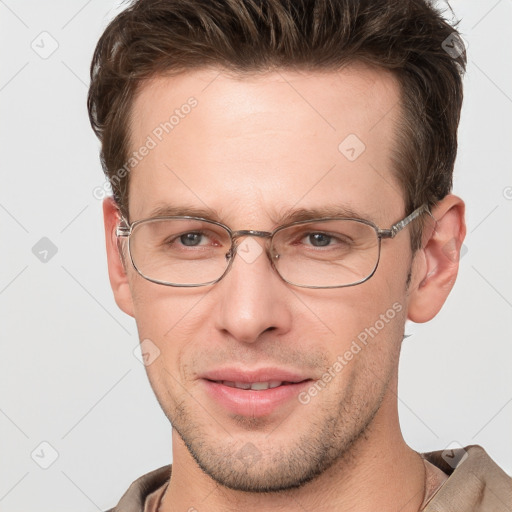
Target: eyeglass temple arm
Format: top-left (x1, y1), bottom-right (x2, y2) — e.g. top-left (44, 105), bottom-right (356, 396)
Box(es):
top-left (378, 204), bottom-right (430, 239)
top-left (116, 217), bottom-right (131, 237)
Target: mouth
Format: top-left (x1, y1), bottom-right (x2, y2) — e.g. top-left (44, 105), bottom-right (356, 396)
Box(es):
top-left (208, 380), bottom-right (307, 391)
top-left (199, 370), bottom-right (313, 417)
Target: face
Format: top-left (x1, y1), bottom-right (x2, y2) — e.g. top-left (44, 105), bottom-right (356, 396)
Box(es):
top-left (115, 65), bottom-right (419, 491)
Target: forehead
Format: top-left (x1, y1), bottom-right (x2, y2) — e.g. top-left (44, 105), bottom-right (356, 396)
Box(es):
top-left (127, 64), bottom-right (404, 226)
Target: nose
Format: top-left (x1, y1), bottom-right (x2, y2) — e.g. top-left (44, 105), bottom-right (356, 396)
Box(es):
top-left (213, 236), bottom-right (293, 344)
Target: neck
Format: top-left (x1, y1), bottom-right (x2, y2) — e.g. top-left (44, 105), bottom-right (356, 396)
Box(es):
top-left (160, 390), bottom-right (425, 512)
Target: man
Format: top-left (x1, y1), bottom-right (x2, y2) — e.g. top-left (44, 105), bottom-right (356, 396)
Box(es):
top-left (88, 0), bottom-right (511, 510)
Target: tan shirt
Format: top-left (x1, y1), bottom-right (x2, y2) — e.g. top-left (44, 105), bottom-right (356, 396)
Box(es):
top-left (106, 445), bottom-right (512, 511)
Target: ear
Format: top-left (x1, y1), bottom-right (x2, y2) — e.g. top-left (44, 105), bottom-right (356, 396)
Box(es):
top-left (103, 197), bottom-right (135, 318)
top-left (407, 194), bottom-right (466, 323)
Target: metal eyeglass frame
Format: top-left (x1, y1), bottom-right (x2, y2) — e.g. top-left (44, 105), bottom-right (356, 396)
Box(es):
top-left (116, 203), bottom-right (430, 289)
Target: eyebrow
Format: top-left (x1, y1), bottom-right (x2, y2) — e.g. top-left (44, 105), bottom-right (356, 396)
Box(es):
top-left (275, 206), bottom-right (374, 225)
top-left (144, 204), bottom-right (223, 223)
top-left (140, 203), bottom-right (375, 226)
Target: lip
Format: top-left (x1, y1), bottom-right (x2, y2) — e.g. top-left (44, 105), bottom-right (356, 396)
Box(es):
top-left (199, 367), bottom-right (313, 417)
top-left (201, 367), bottom-right (310, 384)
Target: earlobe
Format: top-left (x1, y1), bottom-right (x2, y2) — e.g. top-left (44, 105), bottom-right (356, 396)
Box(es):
top-left (407, 194), bottom-right (466, 323)
top-left (103, 197), bottom-right (135, 318)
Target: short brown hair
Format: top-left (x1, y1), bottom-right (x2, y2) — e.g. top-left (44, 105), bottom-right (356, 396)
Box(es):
top-left (87, 0), bottom-right (466, 249)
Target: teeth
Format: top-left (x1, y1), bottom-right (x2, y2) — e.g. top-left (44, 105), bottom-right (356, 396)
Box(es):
top-left (250, 382), bottom-right (270, 390)
top-left (221, 380), bottom-right (284, 390)
top-left (234, 381), bottom-right (251, 390)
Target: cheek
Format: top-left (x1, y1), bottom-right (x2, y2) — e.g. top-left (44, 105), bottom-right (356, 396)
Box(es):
top-left (333, 276), bottom-right (408, 365)
top-left (283, 285), bottom-right (407, 406)
top-left (380, 238), bottom-right (413, 291)
top-left (304, 278), bottom-right (406, 339)
top-left (130, 270), bottom-right (198, 324)
top-left (131, 287), bottom-right (210, 411)
top-left (324, 296), bottom-right (406, 398)
top-left (129, 278), bottom-right (211, 361)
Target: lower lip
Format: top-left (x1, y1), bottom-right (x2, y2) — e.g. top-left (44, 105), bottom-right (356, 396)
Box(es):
top-left (201, 379), bottom-right (312, 417)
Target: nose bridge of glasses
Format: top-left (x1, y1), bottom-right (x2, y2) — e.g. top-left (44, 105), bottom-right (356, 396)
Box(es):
top-left (228, 229), bottom-right (275, 261)
top-left (231, 229), bottom-right (273, 240)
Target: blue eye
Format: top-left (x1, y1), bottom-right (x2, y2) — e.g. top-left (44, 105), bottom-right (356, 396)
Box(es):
top-left (179, 232), bottom-right (204, 246)
top-left (307, 233), bottom-right (332, 247)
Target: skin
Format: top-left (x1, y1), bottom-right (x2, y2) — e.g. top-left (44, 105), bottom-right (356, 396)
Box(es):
top-left (103, 64), bottom-right (465, 511)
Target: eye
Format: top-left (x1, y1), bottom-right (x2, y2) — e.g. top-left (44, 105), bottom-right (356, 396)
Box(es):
top-left (179, 232), bottom-right (206, 246)
top-left (302, 231), bottom-right (351, 248)
top-left (306, 233), bottom-right (333, 247)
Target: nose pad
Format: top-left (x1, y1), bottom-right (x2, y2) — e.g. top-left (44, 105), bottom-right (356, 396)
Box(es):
top-left (225, 245), bottom-right (235, 261)
top-left (268, 244), bottom-right (280, 262)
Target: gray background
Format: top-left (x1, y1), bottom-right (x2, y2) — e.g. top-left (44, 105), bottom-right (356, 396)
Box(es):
top-left (1, 1), bottom-right (511, 510)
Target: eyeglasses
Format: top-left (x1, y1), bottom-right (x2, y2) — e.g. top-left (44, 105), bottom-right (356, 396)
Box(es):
top-left (116, 204), bottom-right (429, 289)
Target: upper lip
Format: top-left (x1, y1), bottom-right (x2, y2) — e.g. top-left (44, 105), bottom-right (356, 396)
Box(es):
top-left (200, 367), bottom-right (311, 383)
